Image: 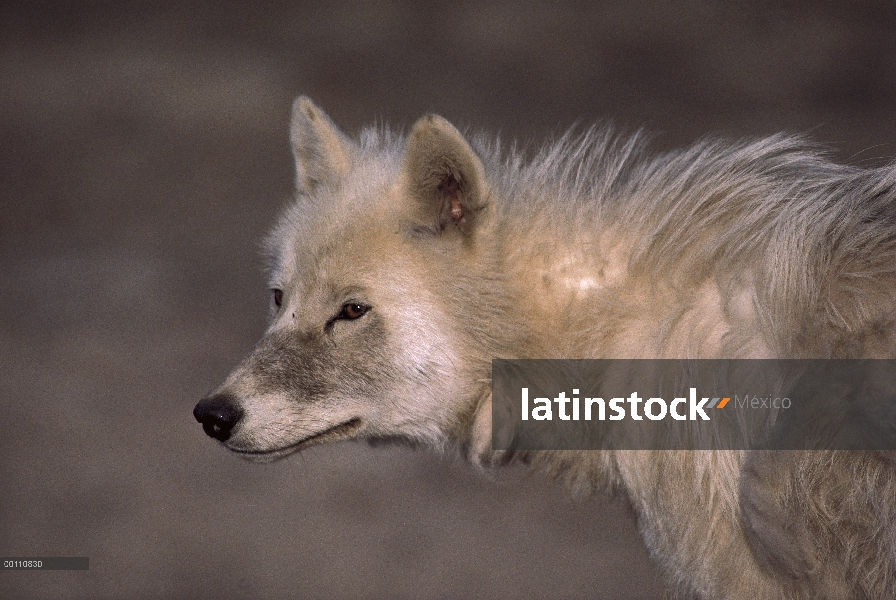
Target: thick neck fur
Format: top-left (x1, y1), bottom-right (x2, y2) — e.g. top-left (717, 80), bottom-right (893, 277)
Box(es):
top-left (475, 130), bottom-right (896, 360)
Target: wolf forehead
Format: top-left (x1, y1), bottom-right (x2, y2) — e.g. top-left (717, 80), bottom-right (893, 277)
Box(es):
top-left (263, 146), bottom-right (400, 275)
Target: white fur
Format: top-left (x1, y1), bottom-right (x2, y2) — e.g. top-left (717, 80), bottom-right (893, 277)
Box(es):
top-left (203, 97), bottom-right (896, 599)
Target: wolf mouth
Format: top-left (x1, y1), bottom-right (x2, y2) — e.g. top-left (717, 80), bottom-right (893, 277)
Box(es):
top-left (230, 418), bottom-right (363, 459)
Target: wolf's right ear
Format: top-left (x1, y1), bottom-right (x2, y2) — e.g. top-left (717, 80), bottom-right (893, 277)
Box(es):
top-left (290, 96), bottom-right (355, 194)
top-left (400, 114), bottom-right (489, 237)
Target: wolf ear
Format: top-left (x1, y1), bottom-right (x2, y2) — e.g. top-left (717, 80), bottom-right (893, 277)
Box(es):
top-left (290, 96), bottom-right (354, 193)
top-left (400, 114), bottom-right (488, 236)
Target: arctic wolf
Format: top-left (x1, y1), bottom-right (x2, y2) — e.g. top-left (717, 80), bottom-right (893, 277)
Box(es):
top-left (195, 97), bottom-right (896, 599)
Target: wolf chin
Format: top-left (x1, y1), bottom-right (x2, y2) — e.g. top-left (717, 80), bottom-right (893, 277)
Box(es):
top-left (195, 96), bottom-right (896, 599)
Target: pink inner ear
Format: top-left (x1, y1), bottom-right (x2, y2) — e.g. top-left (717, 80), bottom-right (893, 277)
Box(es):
top-left (437, 176), bottom-right (467, 227)
top-left (450, 195), bottom-right (465, 224)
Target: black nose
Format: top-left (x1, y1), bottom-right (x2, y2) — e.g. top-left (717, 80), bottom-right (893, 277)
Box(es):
top-left (193, 393), bottom-right (243, 442)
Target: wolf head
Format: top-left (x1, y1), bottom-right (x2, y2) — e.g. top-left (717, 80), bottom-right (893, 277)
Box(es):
top-left (194, 97), bottom-right (511, 462)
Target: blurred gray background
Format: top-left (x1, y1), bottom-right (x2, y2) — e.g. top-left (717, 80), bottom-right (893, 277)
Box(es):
top-left (2, 2), bottom-right (896, 598)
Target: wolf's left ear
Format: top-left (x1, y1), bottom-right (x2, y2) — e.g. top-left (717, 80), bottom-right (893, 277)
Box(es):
top-left (400, 114), bottom-right (488, 236)
top-left (290, 96), bottom-right (355, 194)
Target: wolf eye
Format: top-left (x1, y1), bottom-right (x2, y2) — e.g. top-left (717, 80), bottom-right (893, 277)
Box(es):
top-left (338, 302), bottom-right (368, 320)
top-left (272, 289), bottom-right (283, 308)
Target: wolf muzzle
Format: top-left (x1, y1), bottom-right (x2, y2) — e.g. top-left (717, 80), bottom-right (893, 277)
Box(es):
top-left (193, 394), bottom-right (243, 441)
